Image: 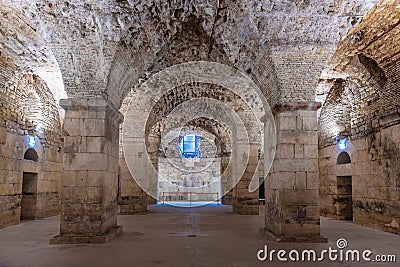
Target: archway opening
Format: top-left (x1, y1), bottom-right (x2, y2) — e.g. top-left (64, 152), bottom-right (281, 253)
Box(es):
top-left (336, 176), bottom-right (353, 221)
top-left (157, 127), bottom-right (223, 207)
top-left (337, 152), bottom-right (351, 165)
top-left (336, 152), bottom-right (353, 221)
top-left (21, 172), bottom-right (38, 220)
top-left (23, 148), bottom-right (39, 162)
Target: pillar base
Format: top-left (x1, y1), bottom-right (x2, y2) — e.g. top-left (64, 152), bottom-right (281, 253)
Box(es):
top-left (50, 226), bottom-right (123, 244)
top-left (233, 203), bottom-right (259, 215)
top-left (233, 209), bottom-right (259, 215)
top-left (119, 203), bottom-right (147, 215)
top-left (263, 228), bottom-right (327, 243)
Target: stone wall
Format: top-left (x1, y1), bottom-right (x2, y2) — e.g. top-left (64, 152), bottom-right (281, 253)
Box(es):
top-left (318, 8), bottom-right (400, 234)
top-left (319, 123), bottom-right (400, 234)
top-left (158, 157), bottom-right (222, 203)
top-left (0, 73), bottom-right (62, 229)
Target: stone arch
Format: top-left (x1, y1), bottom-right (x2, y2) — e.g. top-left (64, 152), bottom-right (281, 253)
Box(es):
top-left (316, 0), bottom-right (399, 106)
top-left (107, 7), bottom-right (283, 111)
top-left (4, 73), bottom-right (63, 148)
top-left (318, 79), bottom-right (352, 149)
top-left (357, 54), bottom-right (387, 88)
top-left (185, 117), bottom-right (232, 156)
top-left (123, 62), bottom-right (268, 138)
top-left (144, 82), bottom-right (260, 149)
top-left (0, 4), bottom-right (67, 106)
top-left (149, 116), bottom-right (232, 159)
top-left (122, 61), bottom-right (276, 203)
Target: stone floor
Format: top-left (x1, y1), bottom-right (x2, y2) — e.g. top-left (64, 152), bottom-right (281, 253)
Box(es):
top-left (0, 205), bottom-right (399, 267)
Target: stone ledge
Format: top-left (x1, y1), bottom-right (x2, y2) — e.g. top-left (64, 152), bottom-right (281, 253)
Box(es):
top-left (49, 225), bottom-right (122, 244)
top-left (272, 102), bottom-right (322, 115)
top-left (60, 97), bottom-right (123, 124)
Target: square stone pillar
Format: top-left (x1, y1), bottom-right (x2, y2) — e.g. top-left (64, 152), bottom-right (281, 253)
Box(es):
top-left (265, 102), bottom-right (326, 242)
top-left (232, 142), bottom-right (259, 215)
top-left (221, 154), bottom-right (233, 205)
top-left (51, 97), bottom-right (123, 244)
top-left (118, 151), bottom-right (148, 214)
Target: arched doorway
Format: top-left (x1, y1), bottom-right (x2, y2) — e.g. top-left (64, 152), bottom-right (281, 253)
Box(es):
top-left (21, 172), bottom-right (38, 220)
top-left (336, 152), bottom-right (353, 221)
top-left (157, 127), bottom-right (223, 206)
top-left (21, 148), bottom-right (39, 220)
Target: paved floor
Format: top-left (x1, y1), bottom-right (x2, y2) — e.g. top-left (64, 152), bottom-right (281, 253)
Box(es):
top-left (0, 205), bottom-right (399, 267)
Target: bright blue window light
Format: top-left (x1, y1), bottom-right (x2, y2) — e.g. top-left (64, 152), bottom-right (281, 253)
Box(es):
top-left (25, 135), bottom-right (38, 149)
top-left (179, 134), bottom-right (201, 158)
top-left (337, 138), bottom-right (349, 152)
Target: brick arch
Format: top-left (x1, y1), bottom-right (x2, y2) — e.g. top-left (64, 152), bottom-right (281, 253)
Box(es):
top-left (0, 4), bottom-right (66, 104)
top-left (159, 125), bottom-right (224, 159)
top-left (123, 61), bottom-right (268, 141)
top-left (107, 8), bottom-right (281, 110)
top-left (316, 0), bottom-right (399, 107)
top-left (148, 116), bottom-right (233, 158)
top-left (17, 73), bottom-right (62, 138)
top-left (111, 44), bottom-right (281, 112)
top-left (0, 72), bottom-right (63, 157)
top-left (2, 0), bottom-right (379, 109)
top-left (318, 79), bottom-right (352, 149)
top-left (144, 82), bottom-right (260, 148)
top-left (121, 61), bottom-right (274, 199)
top-left (184, 117), bottom-right (232, 156)
top-left (24, 148), bottom-right (39, 162)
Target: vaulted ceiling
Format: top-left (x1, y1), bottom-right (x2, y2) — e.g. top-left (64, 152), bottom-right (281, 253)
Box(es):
top-left (0, 0), bottom-right (383, 109)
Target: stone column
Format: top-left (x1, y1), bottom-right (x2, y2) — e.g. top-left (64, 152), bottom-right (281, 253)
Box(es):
top-left (232, 142), bottom-right (259, 215)
top-left (265, 102), bottom-right (326, 242)
top-left (221, 154), bottom-right (233, 205)
top-left (118, 151), bottom-right (148, 214)
top-left (51, 97), bottom-right (123, 244)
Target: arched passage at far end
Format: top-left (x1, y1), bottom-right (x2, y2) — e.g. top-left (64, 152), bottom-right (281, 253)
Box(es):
top-left (121, 61), bottom-right (277, 216)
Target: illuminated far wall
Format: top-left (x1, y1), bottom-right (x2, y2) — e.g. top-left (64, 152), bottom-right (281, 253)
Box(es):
top-left (157, 157), bottom-right (222, 203)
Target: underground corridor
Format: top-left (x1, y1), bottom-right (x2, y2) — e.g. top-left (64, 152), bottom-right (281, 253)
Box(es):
top-left (1, 0), bottom-right (400, 266)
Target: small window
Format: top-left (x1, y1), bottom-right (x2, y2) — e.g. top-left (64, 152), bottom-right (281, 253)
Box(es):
top-left (24, 148), bottom-right (39, 162)
top-left (337, 152), bottom-right (351, 165)
top-left (179, 134), bottom-right (201, 158)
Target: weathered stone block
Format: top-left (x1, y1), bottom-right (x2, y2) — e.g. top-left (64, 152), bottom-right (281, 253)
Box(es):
top-left (86, 137), bottom-right (106, 153)
top-left (295, 172), bottom-right (307, 189)
top-left (278, 114), bottom-right (297, 130)
top-left (277, 144), bottom-right (295, 159)
top-left (64, 153), bottom-right (108, 171)
top-left (280, 189), bottom-right (319, 205)
top-left (82, 119), bottom-right (105, 137)
top-left (302, 116), bottom-right (318, 131)
top-left (306, 172), bottom-right (319, 190)
top-left (294, 144), bottom-right (304, 158)
top-left (274, 158), bottom-right (318, 172)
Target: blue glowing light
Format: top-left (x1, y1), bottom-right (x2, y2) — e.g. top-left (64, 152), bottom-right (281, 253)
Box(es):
top-left (337, 138), bottom-right (349, 151)
top-left (25, 135), bottom-right (38, 149)
top-left (179, 134), bottom-right (201, 158)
